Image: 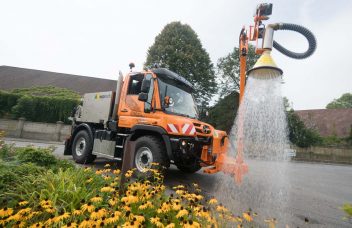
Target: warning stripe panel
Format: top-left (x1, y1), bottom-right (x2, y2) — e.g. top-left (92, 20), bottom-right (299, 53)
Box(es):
top-left (167, 123), bottom-right (179, 133)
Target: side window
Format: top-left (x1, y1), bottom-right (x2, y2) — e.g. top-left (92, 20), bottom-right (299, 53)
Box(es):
top-left (145, 74), bottom-right (154, 112)
top-left (127, 74), bottom-right (143, 95)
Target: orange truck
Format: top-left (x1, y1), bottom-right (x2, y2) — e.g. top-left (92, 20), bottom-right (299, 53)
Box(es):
top-left (64, 66), bottom-right (229, 175)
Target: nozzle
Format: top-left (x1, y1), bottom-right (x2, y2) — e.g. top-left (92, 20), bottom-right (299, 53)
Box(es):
top-left (247, 51), bottom-right (283, 79)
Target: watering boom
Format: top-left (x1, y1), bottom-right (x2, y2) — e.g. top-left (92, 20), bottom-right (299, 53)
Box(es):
top-left (227, 3), bottom-right (317, 184)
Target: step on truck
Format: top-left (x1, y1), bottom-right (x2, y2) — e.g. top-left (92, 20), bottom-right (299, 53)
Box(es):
top-left (64, 65), bottom-right (231, 175)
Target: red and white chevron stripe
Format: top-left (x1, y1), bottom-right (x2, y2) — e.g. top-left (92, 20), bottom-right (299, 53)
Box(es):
top-left (181, 123), bottom-right (196, 135)
top-left (166, 123), bottom-right (179, 134)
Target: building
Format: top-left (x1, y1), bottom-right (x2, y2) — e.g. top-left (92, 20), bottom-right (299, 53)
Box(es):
top-left (0, 65), bottom-right (117, 94)
top-left (295, 109), bottom-right (352, 138)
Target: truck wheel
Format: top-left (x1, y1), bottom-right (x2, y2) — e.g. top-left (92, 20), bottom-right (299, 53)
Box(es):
top-left (134, 136), bottom-right (167, 175)
top-left (177, 163), bottom-right (202, 173)
top-left (72, 130), bottom-right (96, 164)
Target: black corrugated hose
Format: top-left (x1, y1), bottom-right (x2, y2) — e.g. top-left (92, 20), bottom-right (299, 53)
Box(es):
top-left (273, 23), bottom-right (317, 59)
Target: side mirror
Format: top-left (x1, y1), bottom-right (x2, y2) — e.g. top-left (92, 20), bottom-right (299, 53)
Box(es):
top-left (138, 92), bottom-right (148, 102)
top-left (141, 79), bottom-right (151, 93)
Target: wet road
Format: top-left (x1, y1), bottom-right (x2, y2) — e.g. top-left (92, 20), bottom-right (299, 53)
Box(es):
top-left (4, 138), bottom-right (352, 228)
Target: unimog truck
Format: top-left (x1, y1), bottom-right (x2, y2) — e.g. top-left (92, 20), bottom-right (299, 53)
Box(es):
top-left (64, 66), bottom-right (229, 175)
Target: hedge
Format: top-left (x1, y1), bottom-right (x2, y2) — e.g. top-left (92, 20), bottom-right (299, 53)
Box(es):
top-left (0, 91), bottom-right (21, 117)
top-left (0, 87), bottom-right (80, 123)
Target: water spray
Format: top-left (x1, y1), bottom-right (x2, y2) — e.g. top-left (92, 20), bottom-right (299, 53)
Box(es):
top-left (232, 3), bottom-right (317, 184)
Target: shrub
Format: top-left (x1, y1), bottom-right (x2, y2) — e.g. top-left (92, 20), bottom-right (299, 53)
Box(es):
top-left (0, 91), bottom-right (21, 117)
top-left (286, 110), bottom-right (322, 147)
top-left (16, 146), bottom-right (58, 167)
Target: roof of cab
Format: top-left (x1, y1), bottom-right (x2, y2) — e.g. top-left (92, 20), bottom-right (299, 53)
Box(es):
top-left (151, 68), bottom-right (194, 90)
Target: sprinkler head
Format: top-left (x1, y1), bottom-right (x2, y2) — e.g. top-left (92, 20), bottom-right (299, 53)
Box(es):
top-left (247, 51), bottom-right (283, 79)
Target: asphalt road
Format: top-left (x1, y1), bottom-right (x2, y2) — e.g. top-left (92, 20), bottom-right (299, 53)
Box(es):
top-left (4, 138), bottom-right (352, 228)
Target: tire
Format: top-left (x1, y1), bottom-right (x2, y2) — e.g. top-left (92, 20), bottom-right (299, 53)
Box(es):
top-left (133, 135), bottom-right (168, 175)
top-left (177, 162), bottom-right (202, 173)
top-left (71, 130), bottom-right (96, 164)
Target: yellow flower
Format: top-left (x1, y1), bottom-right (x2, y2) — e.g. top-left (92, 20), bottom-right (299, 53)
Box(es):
top-left (81, 203), bottom-right (95, 213)
top-left (17, 207), bottom-right (31, 215)
top-left (101, 186), bottom-right (115, 193)
top-left (103, 175), bottom-right (111, 181)
top-left (95, 169), bottom-right (104, 175)
top-left (62, 222), bottom-right (78, 228)
top-left (30, 222), bottom-right (44, 228)
top-left (121, 195), bottom-right (139, 205)
top-left (103, 168), bottom-right (111, 173)
top-left (183, 220), bottom-right (201, 228)
top-left (90, 208), bottom-right (107, 220)
top-left (166, 223), bottom-right (175, 228)
top-left (53, 212), bottom-right (70, 223)
top-left (176, 190), bottom-right (185, 195)
top-left (90, 195), bottom-right (103, 203)
top-left (125, 170), bottom-right (133, 178)
top-left (176, 209), bottom-right (188, 218)
top-left (113, 169), bottom-right (121, 175)
top-left (108, 198), bottom-right (118, 206)
top-left (0, 208), bottom-right (12, 218)
top-left (264, 218), bottom-right (277, 228)
top-left (72, 209), bottom-right (83, 216)
top-left (134, 215), bottom-right (145, 223)
top-left (150, 216), bottom-right (161, 224)
top-left (84, 167), bottom-right (91, 172)
top-left (242, 212), bottom-right (252, 222)
top-left (208, 198), bottom-right (218, 205)
top-left (216, 205), bottom-right (228, 213)
top-left (193, 183), bottom-right (199, 188)
top-left (40, 200), bottom-right (52, 209)
top-left (173, 185), bottom-right (185, 190)
top-left (45, 207), bottom-right (56, 214)
top-left (79, 218), bottom-right (94, 228)
top-left (86, 178), bottom-right (93, 183)
top-left (139, 201), bottom-right (153, 210)
top-left (104, 163), bottom-right (111, 167)
top-left (18, 201), bottom-right (29, 206)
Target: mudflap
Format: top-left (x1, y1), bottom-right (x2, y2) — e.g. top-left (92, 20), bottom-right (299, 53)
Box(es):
top-left (64, 137), bottom-right (72, 155)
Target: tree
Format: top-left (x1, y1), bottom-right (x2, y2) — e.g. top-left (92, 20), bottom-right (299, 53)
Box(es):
top-left (217, 44), bottom-right (259, 97)
top-left (202, 91), bottom-right (239, 133)
top-left (145, 22), bottom-right (216, 107)
top-left (326, 93), bottom-right (352, 109)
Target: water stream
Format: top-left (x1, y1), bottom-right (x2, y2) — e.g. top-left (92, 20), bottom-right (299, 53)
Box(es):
top-left (215, 72), bottom-right (292, 225)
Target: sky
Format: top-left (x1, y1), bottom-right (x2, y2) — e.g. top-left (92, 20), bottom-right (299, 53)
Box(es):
top-left (0, 0), bottom-right (351, 110)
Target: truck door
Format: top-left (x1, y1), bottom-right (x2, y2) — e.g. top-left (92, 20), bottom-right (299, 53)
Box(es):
top-left (118, 73), bottom-right (156, 128)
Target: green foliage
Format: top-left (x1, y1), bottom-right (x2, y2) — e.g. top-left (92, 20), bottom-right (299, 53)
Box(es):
top-left (286, 110), bottom-right (322, 147)
top-left (341, 203), bottom-right (352, 220)
top-left (0, 91), bottom-right (21, 117)
top-left (11, 86), bottom-right (80, 99)
top-left (0, 86), bottom-right (80, 123)
top-left (217, 44), bottom-right (259, 97)
top-left (3, 167), bottom-right (105, 210)
top-left (203, 91), bottom-right (239, 132)
top-left (326, 93), bottom-right (352, 109)
top-left (145, 21), bottom-right (217, 107)
top-left (0, 161), bottom-right (45, 198)
top-left (11, 95), bottom-right (78, 123)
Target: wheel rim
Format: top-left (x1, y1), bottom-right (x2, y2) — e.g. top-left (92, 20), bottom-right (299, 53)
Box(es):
top-left (75, 137), bottom-right (86, 156)
top-left (135, 146), bottom-right (153, 172)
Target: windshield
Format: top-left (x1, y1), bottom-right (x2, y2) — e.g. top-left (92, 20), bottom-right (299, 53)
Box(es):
top-left (158, 78), bottom-right (198, 119)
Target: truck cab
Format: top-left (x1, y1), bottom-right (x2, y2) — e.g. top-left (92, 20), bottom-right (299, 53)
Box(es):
top-left (64, 67), bottom-right (228, 174)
